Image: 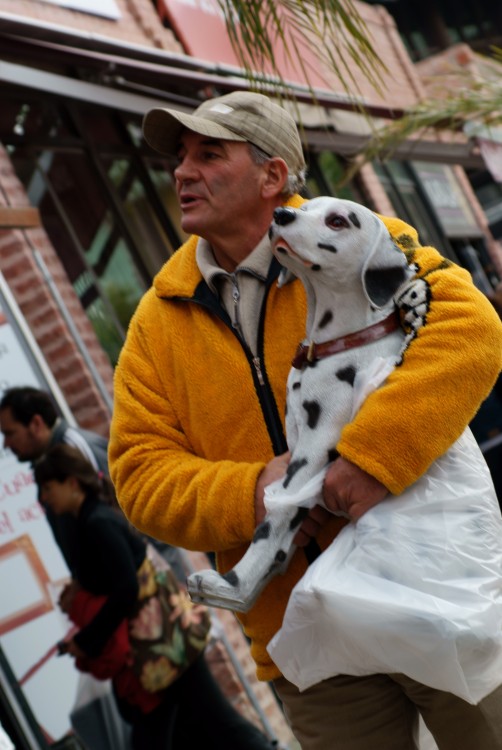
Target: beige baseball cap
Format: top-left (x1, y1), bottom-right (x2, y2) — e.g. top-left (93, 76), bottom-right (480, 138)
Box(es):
top-left (142, 91), bottom-right (306, 176)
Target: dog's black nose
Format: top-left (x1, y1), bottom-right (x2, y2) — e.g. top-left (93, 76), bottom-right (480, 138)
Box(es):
top-left (273, 207), bottom-right (296, 226)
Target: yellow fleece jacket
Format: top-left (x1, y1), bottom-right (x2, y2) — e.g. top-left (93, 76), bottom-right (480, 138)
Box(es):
top-left (109, 195), bottom-right (502, 682)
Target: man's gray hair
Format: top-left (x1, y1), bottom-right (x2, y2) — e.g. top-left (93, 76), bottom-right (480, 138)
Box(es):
top-left (248, 143), bottom-right (306, 198)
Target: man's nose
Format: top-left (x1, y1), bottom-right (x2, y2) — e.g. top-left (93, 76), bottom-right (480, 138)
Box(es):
top-left (174, 155), bottom-right (196, 181)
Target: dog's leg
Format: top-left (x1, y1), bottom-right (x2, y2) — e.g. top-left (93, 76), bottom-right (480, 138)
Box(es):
top-left (187, 502), bottom-right (309, 612)
top-left (187, 362), bottom-right (344, 612)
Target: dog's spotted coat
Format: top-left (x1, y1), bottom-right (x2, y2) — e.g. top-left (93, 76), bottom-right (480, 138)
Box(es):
top-left (187, 197), bottom-right (429, 612)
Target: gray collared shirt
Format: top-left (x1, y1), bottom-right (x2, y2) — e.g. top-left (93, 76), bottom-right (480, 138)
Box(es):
top-left (196, 235), bottom-right (273, 355)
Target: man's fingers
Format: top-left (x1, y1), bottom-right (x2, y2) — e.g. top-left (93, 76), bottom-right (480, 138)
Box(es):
top-left (293, 504), bottom-right (331, 546)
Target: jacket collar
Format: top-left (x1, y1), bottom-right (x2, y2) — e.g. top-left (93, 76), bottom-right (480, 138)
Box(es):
top-left (153, 194), bottom-right (307, 300)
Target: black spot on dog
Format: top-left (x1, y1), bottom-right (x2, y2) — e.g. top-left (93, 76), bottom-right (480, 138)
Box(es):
top-left (275, 550), bottom-right (287, 563)
top-left (292, 381), bottom-right (301, 390)
top-left (319, 310), bottom-right (333, 329)
top-left (312, 265), bottom-right (321, 272)
top-left (289, 507), bottom-right (309, 530)
top-left (253, 522), bottom-right (270, 543)
top-left (266, 557), bottom-right (287, 578)
top-left (327, 448), bottom-right (339, 463)
top-left (303, 400), bottom-right (321, 429)
top-left (222, 570), bottom-right (239, 586)
top-left (364, 266), bottom-right (408, 307)
top-left (284, 458), bottom-right (308, 488)
top-left (318, 243), bottom-right (337, 253)
top-left (336, 365), bottom-right (356, 386)
top-left (348, 211), bottom-right (361, 229)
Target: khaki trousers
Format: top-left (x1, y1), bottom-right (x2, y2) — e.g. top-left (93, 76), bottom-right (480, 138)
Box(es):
top-left (274, 673), bottom-right (502, 750)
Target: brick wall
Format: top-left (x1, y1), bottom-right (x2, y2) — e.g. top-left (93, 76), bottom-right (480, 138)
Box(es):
top-left (0, 146), bottom-right (113, 434)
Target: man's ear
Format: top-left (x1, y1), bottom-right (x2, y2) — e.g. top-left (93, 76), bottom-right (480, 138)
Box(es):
top-left (261, 157), bottom-right (289, 199)
top-left (29, 414), bottom-right (50, 440)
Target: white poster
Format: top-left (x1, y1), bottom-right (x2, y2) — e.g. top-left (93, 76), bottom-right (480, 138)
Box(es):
top-left (37, 0), bottom-right (120, 20)
top-left (0, 276), bottom-right (80, 743)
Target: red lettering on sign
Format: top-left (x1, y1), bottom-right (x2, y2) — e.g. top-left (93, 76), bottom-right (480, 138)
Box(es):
top-left (0, 471), bottom-right (35, 502)
top-left (0, 510), bottom-right (14, 534)
top-left (18, 504), bottom-right (45, 523)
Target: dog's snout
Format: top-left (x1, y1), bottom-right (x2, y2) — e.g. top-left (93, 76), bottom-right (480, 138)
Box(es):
top-left (273, 207), bottom-right (296, 227)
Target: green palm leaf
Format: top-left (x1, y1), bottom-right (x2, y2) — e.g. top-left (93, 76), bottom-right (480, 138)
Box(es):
top-left (347, 47), bottom-right (502, 179)
top-left (217, 0), bottom-right (385, 102)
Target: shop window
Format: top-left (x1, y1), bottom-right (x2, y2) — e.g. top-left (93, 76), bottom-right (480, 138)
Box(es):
top-left (452, 240), bottom-right (499, 293)
top-left (4, 98), bottom-right (183, 365)
top-left (306, 152), bottom-right (362, 202)
top-left (467, 169), bottom-right (502, 242)
top-left (144, 158), bottom-right (188, 246)
top-left (373, 160), bottom-right (454, 256)
top-left (102, 158), bottom-right (179, 278)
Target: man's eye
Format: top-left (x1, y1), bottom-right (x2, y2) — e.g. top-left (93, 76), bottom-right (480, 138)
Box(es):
top-left (326, 214), bottom-right (350, 230)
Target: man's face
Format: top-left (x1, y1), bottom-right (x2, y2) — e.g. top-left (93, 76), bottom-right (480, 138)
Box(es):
top-left (0, 407), bottom-right (48, 462)
top-left (173, 131), bottom-right (269, 251)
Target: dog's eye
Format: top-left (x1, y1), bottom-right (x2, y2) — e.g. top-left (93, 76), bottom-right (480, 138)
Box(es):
top-left (326, 214), bottom-right (350, 230)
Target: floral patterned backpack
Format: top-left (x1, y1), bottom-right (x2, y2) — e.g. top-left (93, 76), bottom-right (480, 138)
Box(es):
top-left (128, 554), bottom-right (211, 693)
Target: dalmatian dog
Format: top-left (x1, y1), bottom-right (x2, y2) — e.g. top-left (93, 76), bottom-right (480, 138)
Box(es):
top-left (187, 196), bottom-right (421, 612)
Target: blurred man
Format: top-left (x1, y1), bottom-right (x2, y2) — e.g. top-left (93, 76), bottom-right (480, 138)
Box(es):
top-left (0, 386), bottom-right (108, 569)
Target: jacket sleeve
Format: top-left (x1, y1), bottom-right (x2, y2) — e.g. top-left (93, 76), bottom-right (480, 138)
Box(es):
top-left (73, 518), bottom-right (140, 657)
top-left (109, 294), bottom-right (263, 553)
top-left (338, 221), bottom-right (502, 494)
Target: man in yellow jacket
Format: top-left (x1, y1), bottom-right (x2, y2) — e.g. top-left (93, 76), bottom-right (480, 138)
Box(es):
top-left (109, 91), bottom-right (502, 750)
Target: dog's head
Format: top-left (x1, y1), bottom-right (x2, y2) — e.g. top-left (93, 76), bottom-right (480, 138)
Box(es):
top-left (269, 196), bottom-right (412, 308)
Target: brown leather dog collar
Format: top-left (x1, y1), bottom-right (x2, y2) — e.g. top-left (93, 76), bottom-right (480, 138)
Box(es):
top-left (292, 310), bottom-right (400, 369)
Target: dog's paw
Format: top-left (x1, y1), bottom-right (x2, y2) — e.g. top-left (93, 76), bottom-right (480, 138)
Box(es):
top-left (187, 569), bottom-right (254, 612)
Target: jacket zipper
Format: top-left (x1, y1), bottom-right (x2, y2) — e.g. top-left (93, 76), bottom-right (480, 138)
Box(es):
top-left (167, 279), bottom-right (320, 563)
top-left (170, 278), bottom-right (288, 456)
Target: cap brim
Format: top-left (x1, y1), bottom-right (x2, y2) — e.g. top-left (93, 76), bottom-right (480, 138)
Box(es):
top-left (142, 108), bottom-right (246, 156)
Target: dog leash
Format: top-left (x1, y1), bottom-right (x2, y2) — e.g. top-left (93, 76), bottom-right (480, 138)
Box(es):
top-left (292, 310), bottom-right (400, 369)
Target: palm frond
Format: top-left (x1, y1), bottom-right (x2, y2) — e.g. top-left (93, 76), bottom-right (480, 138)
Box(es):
top-left (343, 47), bottom-right (502, 182)
top-left (217, 0), bottom-right (385, 103)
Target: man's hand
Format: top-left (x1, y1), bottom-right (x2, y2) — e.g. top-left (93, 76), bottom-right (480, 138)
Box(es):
top-left (254, 452), bottom-right (291, 525)
top-left (57, 638), bottom-right (86, 660)
top-left (293, 503), bottom-right (332, 547)
top-left (58, 580), bottom-right (80, 614)
top-left (323, 457), bottom-right (388, 522)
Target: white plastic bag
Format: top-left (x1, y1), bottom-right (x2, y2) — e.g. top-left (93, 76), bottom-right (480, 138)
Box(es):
top-left (267, 428), bottom-right (502, 705)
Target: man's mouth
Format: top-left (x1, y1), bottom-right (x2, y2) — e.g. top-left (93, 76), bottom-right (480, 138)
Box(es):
top-left (179, 193), bottom-right (202, 209)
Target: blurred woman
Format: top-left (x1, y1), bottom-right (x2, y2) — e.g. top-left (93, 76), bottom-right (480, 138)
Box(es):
top-left (35, 444), bottom-right (277, 750)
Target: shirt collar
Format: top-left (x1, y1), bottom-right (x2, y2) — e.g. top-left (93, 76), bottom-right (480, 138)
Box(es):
top-left (196, 234), bottom-right (273, 294)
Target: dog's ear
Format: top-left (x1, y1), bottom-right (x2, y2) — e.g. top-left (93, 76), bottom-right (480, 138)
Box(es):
top-left (361, 226), bottom-right (410, 308)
